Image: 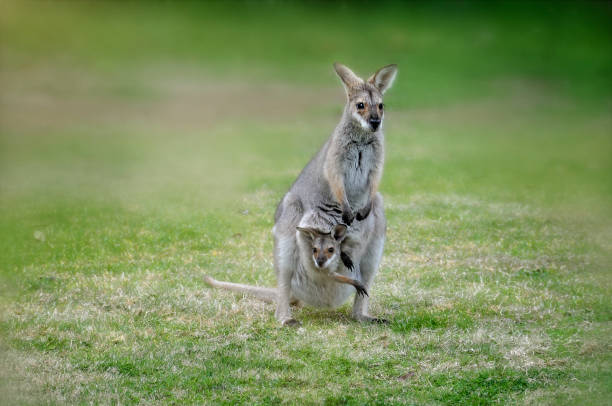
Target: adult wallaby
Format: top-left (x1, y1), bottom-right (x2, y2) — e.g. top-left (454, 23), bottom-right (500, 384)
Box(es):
top-left (204, 63), bottom-right (396, 326)
top-left (272, 63), bottom-right (397, 326)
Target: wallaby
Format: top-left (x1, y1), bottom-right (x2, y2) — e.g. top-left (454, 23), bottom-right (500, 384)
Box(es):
top-left (204, 63), bottom-right (395, 326)
top-left (272, 63), bottom-right (397, 325)
top-left (204, 211), bottom-right (368, 322)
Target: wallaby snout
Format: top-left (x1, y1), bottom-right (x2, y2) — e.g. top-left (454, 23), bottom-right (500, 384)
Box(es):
top-left (369, 115), bottom-right (381, 131)
top-left (315, 256), bottom-right (327, 268)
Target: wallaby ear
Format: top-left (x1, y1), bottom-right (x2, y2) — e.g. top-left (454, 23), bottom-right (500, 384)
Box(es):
top-left (334, 62), bottom-right (362, 93)
top-left (332, 224), bottom-right (347, 241)
top-left (367, 64), bottom-right (398, 94)
top-left (297, 226), bottom-right (316, 240)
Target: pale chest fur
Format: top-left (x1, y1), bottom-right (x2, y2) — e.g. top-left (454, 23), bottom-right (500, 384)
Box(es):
top-left (340, 141), bottom-right (380, 209)
top-left (291, 265), bottom-right (356, 308)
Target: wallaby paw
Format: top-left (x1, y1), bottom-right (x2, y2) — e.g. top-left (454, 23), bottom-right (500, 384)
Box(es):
top-left (355, 202), bottom-right (372, 221)
top-left (340, 252), bottom-right (354, 272)
top-left (354, 281), bottom-right (369, 297)
top-left (342, 209), bottom-right (355, 226)
top-left (281, 318), bottom-right (301, 327)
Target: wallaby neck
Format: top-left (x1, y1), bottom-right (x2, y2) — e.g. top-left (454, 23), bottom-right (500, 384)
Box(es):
top-left (333, 108), bottom-right (382, 144)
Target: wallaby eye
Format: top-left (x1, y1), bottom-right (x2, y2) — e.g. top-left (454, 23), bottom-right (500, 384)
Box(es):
top-left (312, 248), bottom-right (317, 254)
top-left (356, 102), bottom-right (365, 110)
top-left (379, 103), bottom-right (384, 110)
top-left (328, 247), bottom-right (334, 253)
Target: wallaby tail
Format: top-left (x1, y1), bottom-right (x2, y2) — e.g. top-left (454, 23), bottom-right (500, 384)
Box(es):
top-left (203, 275), bottom-right (277, 303)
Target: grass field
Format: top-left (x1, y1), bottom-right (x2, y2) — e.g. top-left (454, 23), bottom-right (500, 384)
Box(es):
top-left (1, 1), bottom-right (611, 404)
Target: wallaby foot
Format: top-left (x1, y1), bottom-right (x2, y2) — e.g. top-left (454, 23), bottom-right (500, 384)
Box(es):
top-left (282, 318), bottom-right (301, 327)
top-left (353, 280), bottom-right (369, 297)
top-left (276, 298), bottom-right (300, 327)
top-left (330, 273), bottom-right (368, 297)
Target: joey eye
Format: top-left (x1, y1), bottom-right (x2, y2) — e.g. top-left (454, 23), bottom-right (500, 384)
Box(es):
top-left (356, 102), bottom-right (365, 110)
top-left (328, 247), bottom-right (334, 253)
top-left (312, 248), bottom-right (317, 254)
top-left (379, 103), bottom-right (384, 110)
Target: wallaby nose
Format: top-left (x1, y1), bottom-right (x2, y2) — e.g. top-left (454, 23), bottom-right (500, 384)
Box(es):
top-left (369, 116), bottom-right (381, 130)
top-left (316, 257), bottom-right (326, 268)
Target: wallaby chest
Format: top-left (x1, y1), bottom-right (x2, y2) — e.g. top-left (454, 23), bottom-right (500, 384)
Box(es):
top-left (341, 141), bottom-right (378, 208)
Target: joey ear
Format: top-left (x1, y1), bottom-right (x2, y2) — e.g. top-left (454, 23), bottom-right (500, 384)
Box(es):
top-left (367, 64), bottom-right (398, 94)
top-left (296, 226), bottom-right (316, 240)
top-left (333, 62), bottom-right (362, 94)
top-left (332, 224), bottom-right (347, 241)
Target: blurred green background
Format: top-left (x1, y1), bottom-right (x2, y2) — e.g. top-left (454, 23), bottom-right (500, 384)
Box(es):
top-left (1, 1), bottom-right (611, 208)
top-left (1, 1), bottom-right (611, 404)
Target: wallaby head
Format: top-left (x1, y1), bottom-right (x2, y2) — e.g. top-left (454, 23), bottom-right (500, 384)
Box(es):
top-left (334, 62), bottom-right (398, 132)
top-left (296, 224), bottom-right (347, 270)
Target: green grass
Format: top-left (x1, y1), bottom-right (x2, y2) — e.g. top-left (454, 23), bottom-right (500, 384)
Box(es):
top-left (1, 1), bottom-right (611, 404)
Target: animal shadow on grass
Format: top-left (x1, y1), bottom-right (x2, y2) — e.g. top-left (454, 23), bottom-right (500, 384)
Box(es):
top-left (294, 307), bottom-right (390, 327)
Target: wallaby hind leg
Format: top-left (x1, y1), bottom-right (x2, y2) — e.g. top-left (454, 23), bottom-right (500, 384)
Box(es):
top-left (273, 192), bottom-right (304, 327)
top-left (274, 234), bottom-right (300, 327)
top-left (352, 194), bottom-right (387, 323)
